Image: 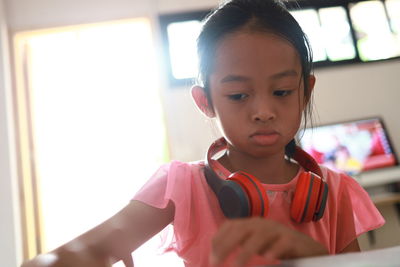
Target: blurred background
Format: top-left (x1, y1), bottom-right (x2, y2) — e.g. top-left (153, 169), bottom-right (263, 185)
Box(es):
top-left (1, 0), bottom-right (399, 266)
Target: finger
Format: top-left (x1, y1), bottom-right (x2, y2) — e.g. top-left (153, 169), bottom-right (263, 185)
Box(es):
top-left (235, 221), bottom-right (283, 267)
top-left (234, 233), bottom-right (270, 267)
top-left (212, 219), bottom-right (236, 241)
top-left (122, 255), bottom-right (134, 267)
top-left (210, 220), bottom-right (249, 265)
top-left (263, 235), bottom-right (293, 260)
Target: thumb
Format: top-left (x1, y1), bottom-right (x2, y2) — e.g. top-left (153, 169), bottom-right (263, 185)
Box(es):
top-left (122, 255), bottom-right (134, 267)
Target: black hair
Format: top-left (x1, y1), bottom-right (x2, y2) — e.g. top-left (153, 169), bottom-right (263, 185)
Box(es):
top-left (196, 0), bottom-right (314, 157)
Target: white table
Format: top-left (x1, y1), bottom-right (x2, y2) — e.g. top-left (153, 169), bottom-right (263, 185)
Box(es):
top-left (262, 245), bottom-right (400, 267)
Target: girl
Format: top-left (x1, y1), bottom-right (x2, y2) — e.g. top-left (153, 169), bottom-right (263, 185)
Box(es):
top-left (22, 0), bottom-right (385, 266)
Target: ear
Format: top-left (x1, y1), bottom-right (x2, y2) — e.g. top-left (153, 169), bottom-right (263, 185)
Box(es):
top-left (304, 74), bottom-right (316, 105)
top-left (191, 85), bottom-right (215, 118)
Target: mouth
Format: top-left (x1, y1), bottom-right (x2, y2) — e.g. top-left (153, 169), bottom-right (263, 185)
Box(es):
top-left (250, 130), bottom-right (280, 146)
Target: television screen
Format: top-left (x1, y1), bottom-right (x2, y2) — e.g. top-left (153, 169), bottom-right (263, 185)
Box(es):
top-left (298, 118), bottom-right (398, 176)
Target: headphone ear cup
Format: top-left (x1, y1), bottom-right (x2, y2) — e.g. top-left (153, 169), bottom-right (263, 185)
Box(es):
top-left (291, 172), bottom-right (322, 223)
top-left (204, 165), bottom-right (251, 218)
top-left (314, 182), bottom-right (329, 221)
top-left (217, 180), bottom-right (251, 218)
top-left (228, 171), bottom-right (269, 217)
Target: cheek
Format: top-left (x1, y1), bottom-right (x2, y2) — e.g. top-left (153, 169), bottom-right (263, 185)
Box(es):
top-left (287, 91), bottom-right (306, 119)
top-left (292, 114), bottom-right (303, 136)
top-left (282, 105), bottom-right (303, 133)
top-left (215, 110), bottom-right (235, 130)
top-left (212, 96), bottom-right (236, 119)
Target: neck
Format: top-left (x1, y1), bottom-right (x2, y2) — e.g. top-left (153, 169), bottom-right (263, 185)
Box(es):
top-left (219, 147), bottom-right (299, 184)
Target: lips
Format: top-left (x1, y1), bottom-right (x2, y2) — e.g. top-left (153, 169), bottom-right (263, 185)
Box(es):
top-left (250, 130), bottom-right (280, 146)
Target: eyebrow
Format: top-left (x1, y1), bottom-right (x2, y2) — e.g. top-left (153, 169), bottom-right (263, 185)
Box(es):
top-left (220, 75), bottom-right (250, 83)
top-left (220, 69), bottom-right (299, 84)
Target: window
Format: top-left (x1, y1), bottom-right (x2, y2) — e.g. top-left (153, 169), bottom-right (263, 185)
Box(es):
top-left (167, 20), bottom-right (202, 79)
top-left (159, 10), bottom-right (209, 86)
top-left (291, 6), bottom-right (357, 62)
top-left (14, 19), bottom-right (182, 266)
top-left (290, 8), bottom-right (328, 62)
top-left (350, 0), bottom-right (400, 60)
top-left (160, 0), bottom-right (400, 86)
top-left (318, 6), bottom-right (356, 61)
top-left (387, 0), bottom-right (400, 36)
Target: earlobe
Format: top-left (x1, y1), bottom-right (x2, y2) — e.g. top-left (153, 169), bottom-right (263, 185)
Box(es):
top-left (191, 85), bottom-right (215, 118)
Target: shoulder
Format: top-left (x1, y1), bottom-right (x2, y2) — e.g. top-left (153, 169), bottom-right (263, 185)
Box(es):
top-left (319, 165), bottom-right (362, 193)
top-left (318, 165), bottom-right (373, 208)
top-left (133, 160), bottom-right (208, 207)
top-left (319, 166), bottom-right (385, 244)
top-left (150, 160), bottom-right (204, 177)
top-left (145, 160), bottom-right (206, 188)
top-left (319, 165), bottom-right (379, 211)
top-left (162, 160), bottom-right (205, 176)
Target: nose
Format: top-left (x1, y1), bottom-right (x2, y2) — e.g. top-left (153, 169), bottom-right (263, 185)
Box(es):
top-left (251, 97), bottom-right (276, 123)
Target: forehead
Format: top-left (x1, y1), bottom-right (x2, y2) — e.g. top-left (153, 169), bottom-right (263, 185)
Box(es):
top-left (211, 31), bottom-right (301, 79)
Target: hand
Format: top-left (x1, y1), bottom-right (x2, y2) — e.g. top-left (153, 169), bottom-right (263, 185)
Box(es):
top-left (21, 229), bottom-right (135, 267)
top-left (210, 217), bottom-right (328, 266)
top-left (21, 245), bottom-right (114, 267)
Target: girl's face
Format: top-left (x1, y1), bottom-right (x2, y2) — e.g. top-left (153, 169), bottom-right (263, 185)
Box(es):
top-left (208, 31), bottom-right (314, 158)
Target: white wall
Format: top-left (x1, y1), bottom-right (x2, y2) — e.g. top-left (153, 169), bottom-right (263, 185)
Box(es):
top-left (1, 0), bottom-right (400, 266)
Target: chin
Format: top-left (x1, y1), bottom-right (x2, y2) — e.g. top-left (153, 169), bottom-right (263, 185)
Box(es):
top-left (246, 145), bottom-right (285, 159)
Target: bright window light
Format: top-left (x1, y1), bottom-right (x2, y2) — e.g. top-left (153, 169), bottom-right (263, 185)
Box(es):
top-left (16, 19), bottom-right (183, 267)
top-left (167, 20), bottom-right (202, 80)
top-left (290, 9), bottom-right (327, 62)
top-left (386, 0), bottom-right (400, 40)
top-left (350, 0), bottom-right (400, 61)
top-left (319, 6), bottom-right (356, 61)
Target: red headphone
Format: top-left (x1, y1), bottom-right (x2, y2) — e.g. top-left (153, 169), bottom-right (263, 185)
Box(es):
top-left (204, 137), bottom-right (328, 223)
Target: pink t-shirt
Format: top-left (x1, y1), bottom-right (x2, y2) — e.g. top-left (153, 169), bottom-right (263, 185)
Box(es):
top-left (133, 160), bottom-right (385, 266)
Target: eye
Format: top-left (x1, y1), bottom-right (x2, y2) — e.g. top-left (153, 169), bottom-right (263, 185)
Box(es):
top-left (228, 93), bottom-right (248, 101)
top-left (273, 90), bottom-right (292, 97)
